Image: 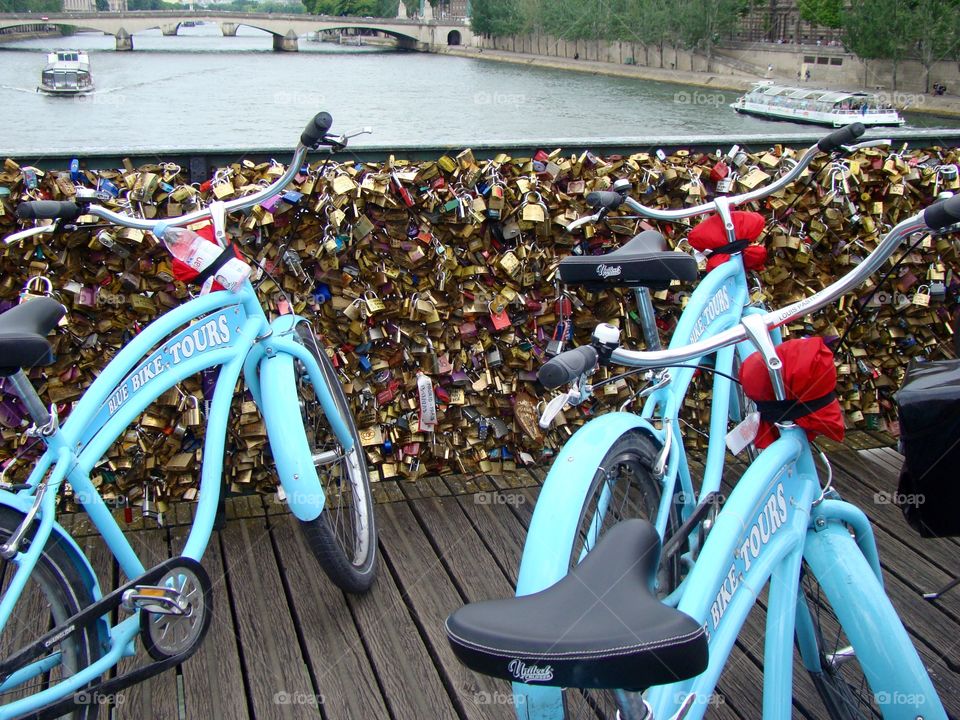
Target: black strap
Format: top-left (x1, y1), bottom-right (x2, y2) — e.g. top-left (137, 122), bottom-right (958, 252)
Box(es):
top-left (706, 239), bottom-right (750, 256)
top-left (193, 243), bottom-right (238, 286)
top-left (753, 391), bottom-right (837, 424)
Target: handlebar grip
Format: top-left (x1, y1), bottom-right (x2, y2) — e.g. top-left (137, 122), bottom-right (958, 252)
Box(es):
top-left (300, 112), bottom-right (334, 148)
top-left (817, 122), bottom-right (865, 153)
top-left (15, 201), bottom-right (81, 222)
top-left (586, 191), bottom-right (625, 211)
top-left (924, 194), bottom-right (960, 230)
top-left (538, 346), bottom-right (598, 389)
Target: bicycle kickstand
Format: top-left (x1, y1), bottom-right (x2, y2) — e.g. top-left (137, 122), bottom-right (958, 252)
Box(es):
top-left (922, 574), bottom-right (960, 601)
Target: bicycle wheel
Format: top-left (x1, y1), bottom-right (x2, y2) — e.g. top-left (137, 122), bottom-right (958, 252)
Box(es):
top-left (800, 563), bottom-right (882, 719)
top-left (0, 506), bottom-right (104, 719)
top-left (291, 323), bottom-right (377, 594)
top-left (562, 430), bottom-right (681, 719)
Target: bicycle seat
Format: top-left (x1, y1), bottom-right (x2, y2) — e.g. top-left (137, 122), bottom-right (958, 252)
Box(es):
top-left (445, 519), bottom-right (708, 691)
top-left (558, 230), bottom-right (698, 290)
top-left (0, 297), bottom-right (65, 377)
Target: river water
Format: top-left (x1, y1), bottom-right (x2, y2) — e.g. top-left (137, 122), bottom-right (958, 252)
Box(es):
top-left (0, 23), bottom-right (955, 156)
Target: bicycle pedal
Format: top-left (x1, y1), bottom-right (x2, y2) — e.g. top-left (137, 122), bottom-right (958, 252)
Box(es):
top-left (121, 585), bottom-right (188, 616)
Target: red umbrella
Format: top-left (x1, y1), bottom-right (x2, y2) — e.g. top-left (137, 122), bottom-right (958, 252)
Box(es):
top-left (688, 211), bottom-right (767, 272)
top-left (740, 337), bottom-right (845, 449)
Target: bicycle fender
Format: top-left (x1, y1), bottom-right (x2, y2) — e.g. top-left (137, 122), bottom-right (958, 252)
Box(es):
top-left (516, 412), bottom-right (662, 597)
top-left (257, 349), bottom-right (324, 523)
top-left (0, 492), bottom-right (105, 604)
top-left (804, 524), bottom-right (946, 719)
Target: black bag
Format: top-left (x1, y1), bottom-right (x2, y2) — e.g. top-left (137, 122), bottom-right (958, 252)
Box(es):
top-left (894, 359), bottom-right (960, 537)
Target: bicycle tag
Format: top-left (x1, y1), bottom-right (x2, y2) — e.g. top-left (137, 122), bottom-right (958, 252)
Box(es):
top-left (725, 411), bottom-right (760, 456)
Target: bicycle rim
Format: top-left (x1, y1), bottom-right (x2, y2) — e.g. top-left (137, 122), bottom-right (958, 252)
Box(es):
top-left (292, 324), bottom-right (376, 591)
top-left (801, 563), bottom-right (882, 719)
top-left (0, 507), bottom-right (102, 719)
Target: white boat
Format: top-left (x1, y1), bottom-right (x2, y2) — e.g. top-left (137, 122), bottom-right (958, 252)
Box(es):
top-left (731, 82), bottom-right (905, 128)
top-left (37, 50), bottom-right (94, 95)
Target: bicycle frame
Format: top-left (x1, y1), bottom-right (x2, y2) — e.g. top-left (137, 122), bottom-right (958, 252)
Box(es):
top-left (0, 280), bottom-right (355, 719)
top-left (644, 425), bottom-right (944, 720)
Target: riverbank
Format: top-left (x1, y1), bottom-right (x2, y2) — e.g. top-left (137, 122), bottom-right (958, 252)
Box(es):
top-left (437, 45), bottom-right (960, 120)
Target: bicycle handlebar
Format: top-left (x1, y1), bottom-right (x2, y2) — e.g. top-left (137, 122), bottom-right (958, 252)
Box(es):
top-left (569, 123), bottom-right (867, 229)
top-left (606, 197), bottom-right (952, 370)
top-left (10, 112), bottom-right (360, 239)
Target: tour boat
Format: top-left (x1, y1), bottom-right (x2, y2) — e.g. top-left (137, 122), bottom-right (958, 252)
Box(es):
top-left (37, 50), bottom-right (94, 95)
top-left (731, 82), bottom-right (905, 128)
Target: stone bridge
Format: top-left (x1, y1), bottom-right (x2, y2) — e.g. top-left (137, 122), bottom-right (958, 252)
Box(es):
top-left (0, 11), bottom-right (473, 51)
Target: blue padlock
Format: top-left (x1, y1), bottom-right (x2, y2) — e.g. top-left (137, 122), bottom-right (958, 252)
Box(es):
top-left (98, 178), bottom-right (119, 198)
top-left (358, 355), bottom-right (372, 372)
top-left (159, 181), bottom-right (174, 194)
top-left (282, 190), bottom-right (303, 204)
top-left (69, 158), bottom-right (81, 183)
top-left (312, 283), bottom-right (332, 304)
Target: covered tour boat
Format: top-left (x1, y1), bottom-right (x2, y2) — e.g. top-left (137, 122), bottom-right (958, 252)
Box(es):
top-left (731, 82), bottom-right (905, 127)
top-left (37, 50), bottom-right (94, 95)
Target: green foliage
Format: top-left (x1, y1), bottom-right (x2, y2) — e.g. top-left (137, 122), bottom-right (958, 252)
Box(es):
top-left (798, 0), bottom-right (842, 29)
top-left (0, 0), bottom-right (61, 12)
top-left (215, 0), bottom-right (307, 12)
top-left (95, 0), bottom-right (110, 10)
top-left (127, 0), bottom-right (180, 9)
top-left (301, 0), bottom-right (397, 14)
top-left (470, 0), bottom-right (527, 36)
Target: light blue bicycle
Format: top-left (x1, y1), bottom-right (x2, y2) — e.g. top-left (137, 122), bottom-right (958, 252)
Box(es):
top-left (0, 113), bottom-right (376, 719)
top-left (447, 125), bottom-right (957, 719)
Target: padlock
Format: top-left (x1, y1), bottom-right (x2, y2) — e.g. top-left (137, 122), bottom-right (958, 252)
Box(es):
top-left (912, 285), bottom-right (931, 307)
top-left (19, 276), bottom-right (53, 305)
top-left (181, 395), bottom-right (201, 427)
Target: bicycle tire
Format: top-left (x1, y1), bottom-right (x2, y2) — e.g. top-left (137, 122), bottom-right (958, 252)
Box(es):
top-left (290, 323), bottom-right (377, 594)
top-left (0, 506), bottom-right (104, 719)
top-left (549, 429), bottom-right (681, 719)
top-left (800, 562), bottom-right (884, 719)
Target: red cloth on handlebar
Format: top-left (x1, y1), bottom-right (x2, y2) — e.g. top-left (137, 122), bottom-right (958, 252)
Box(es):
top-left (740, 337), bottom-right (845, 449)
top-left (170, 222), bottom-right (239, 292)
top-left (687, 211), bottom-right (767, 272)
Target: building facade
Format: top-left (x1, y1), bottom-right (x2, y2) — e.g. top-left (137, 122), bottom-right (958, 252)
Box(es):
top-left (730, 0), bottom-right (844, 45)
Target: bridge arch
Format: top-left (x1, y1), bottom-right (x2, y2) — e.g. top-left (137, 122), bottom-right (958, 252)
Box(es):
top-left (447, 29), bottom-right (461, 46)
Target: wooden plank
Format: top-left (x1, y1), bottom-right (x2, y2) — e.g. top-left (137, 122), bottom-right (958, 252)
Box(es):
top-left (377, 500), bottom-right (514, 720)
top-left (411, 495), bottom-right (605, 719)
top-left (344, 539), bottom-right (458, 720)
top-left (113, 527), bottom-right (180, 720)
top-left (169, 526), bottom-right (250, 720)
top-left (219, 517), bottom-right (320, 719)
top-left (270, 514), bottom-right (390, 720)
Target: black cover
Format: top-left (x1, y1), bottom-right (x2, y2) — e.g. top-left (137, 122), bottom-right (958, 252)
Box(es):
top-left (558, 230), bottom-right (698, 290)
top-left (538, 346), bottom-right (598, 389)
top-left (0, 297), bottom-right (65, 376)
top-left (445, 520), bottom-right (708, 691)
top-left (894, 359), bottom-right (960, 537)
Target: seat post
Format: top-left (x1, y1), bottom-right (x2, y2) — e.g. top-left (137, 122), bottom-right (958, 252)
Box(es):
top-left (632, 287), bottom-right (662, 352)
top-left (615, 691), bottom-right (653, 718)
top-left (5, 370), bottom-right (51, 429)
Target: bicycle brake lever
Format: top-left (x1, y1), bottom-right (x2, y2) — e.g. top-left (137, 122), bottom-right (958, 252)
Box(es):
top-left (539, 386), bottom-right (580, 429)
top-left (565, 212), bottom-right (603, 233)
top-left (842, 139), bottom-right (891, 153)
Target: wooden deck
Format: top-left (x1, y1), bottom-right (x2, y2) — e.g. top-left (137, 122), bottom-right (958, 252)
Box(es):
top-left (62, 432), bottom-right (960, 719)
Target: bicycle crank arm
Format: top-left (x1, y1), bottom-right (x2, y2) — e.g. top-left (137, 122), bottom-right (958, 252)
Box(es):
top-left (17, 641), bottom-right (199, 720)
top-left (0, 556), bottom-right (206, 683)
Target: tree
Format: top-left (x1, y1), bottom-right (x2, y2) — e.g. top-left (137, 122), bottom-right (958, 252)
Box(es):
top-left (843, 0), bottom-right (914, 90)
top-left (910, 0), bottom-right (960, 93)
top-left (673, 0), bottom-right (751, 69)
top-left (470, 0), bottom-right (526, 36)
top-left (798, 0), bottom-right (842, 29)
top-left (95, 0), bottom-right (110, 9)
